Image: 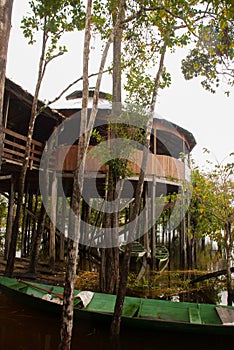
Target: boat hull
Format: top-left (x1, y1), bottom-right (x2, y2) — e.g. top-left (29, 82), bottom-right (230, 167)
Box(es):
top-left (0, 276), bottom-right (234, 336)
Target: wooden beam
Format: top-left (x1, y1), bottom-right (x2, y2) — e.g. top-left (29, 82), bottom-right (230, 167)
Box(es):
top-left (4, 178), bottom-right (15, 260)
top-left (0, 175), bottom-right (12, 180)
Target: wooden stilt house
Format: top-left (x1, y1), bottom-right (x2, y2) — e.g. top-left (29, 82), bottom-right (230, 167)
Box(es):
top-left (0, 79), bottom-right (196, 269)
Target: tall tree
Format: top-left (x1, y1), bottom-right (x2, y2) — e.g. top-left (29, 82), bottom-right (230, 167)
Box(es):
top-left (108, 0), bottom-right (233, 334)
top-left (111, 38), bottom-right (168, 335)
top-left (99, 0), bottom-right (125, 295)
top-left (110, 0), bottom-right (204, 334)
top-left (0, 0), bottom-right (14, 168)
top-left (59, 1), bottom-right (125, 348)
top-left (5, 0), bottom-right (85, 277)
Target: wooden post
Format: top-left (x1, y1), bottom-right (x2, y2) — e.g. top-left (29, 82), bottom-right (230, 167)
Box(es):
top-left (143, 182), bottom-right (150, 253)
top-left (153, 127), bottom-right (156, 155)
top-left (59, 194), bottom-right (66, 262)
top-left (50, 171), bottom-right (57, 269)
top-left (2, 92), bottom-right (10, 157)
top-left (4, 176), bottom-right (14, 260)
top-left (2, 91), bottom-right (10, 129)
top-left (21, 189), bottom-right (31, 257)
top-left (180, 214), bottom-right (187, 269)
top-left (151, 176), bottom-right (156, 269)
top-left (30, 191), bottom-right (39, 255)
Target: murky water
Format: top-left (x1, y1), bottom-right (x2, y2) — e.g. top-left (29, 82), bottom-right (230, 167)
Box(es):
top-left (0, 290), bottom-right (233, 350)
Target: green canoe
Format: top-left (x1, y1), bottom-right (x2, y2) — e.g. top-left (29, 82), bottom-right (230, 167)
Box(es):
top-left (0, 276), bottom-right (234, 336)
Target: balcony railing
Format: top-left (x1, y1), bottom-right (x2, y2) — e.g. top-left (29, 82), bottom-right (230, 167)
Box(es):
top-left (1, 130), bottom-right (186, 182)
top-left (2, 127), bottom-right (44, 169)
top-left (53, 145), bottom-right (186, 181)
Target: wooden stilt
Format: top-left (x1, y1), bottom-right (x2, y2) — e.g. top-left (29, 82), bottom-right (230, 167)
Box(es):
top-left (59, 194), bottom-right (66, 262)
top-left (50, 171), bottom-right (57, 269)
top-left (151, 176), bottom-right (156, 269)
top-left (4, 176), bottom-right (14, 260)
top-left (143, 182), bottom-right (150, 254)
top-left (21, 188), bottom-right (30, 257)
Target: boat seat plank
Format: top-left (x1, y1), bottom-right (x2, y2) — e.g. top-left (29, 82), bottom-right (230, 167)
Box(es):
top-left (122, 303), bottom-right (140, 317)
top-left (189, 308), bottom-right (202, 324)
top-left (216, 307), bottom-right (234, 325)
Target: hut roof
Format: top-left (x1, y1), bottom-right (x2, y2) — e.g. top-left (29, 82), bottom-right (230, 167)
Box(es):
top-left (4, 78), bottom-right (65, 143)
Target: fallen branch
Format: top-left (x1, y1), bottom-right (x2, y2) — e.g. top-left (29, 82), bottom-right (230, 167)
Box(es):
top-left (189, 267), bottom-right (234, 284)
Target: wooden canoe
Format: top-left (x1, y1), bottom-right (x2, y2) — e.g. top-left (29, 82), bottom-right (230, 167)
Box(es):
top-left (0, 276), bottom-right (234, 336)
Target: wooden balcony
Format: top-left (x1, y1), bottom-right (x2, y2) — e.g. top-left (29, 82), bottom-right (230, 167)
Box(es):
top-left (53, 145), bottom-right (186, 181)
top-left (1, 130), bottom-right (186, 182)
top-left (2, 127), bottom-right (44, 170)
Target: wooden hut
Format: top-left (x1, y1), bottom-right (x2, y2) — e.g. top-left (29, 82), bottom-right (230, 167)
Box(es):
top-left (0, 79), bottom-right (196, 269)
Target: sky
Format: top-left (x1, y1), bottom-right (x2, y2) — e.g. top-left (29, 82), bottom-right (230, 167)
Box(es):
top-left (6, 1), bottom-right (234, 170)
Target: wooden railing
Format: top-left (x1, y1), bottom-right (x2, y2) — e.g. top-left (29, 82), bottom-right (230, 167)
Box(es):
top-left (1, 128), bottom-right (186, 181)
top-left (53, 145), bottom-right (186, 181)
top-left (2, 127), bottom-right (44, 169)
top-left (125, 150), bottom-right (185, 181)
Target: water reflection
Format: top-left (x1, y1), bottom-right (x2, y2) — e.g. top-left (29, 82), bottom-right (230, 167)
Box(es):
top-left (127, 269), bottom-right (229, 307)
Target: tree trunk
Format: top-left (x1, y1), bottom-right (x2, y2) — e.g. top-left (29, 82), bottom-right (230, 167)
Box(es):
top-left (100, 0), bottom-right (124, 295)
top-left (5, 25), bottom-right (47, 277)
top-left (59, 2), bottom-right (124, 347)
top-left (59, 2), bottom-right (92, 349)
top-left (100, 170), bottom-right (120, 294)
top-left (0, 0), bottom-right (14, 168)
top-left (111, 40), bottom-right (167, 336)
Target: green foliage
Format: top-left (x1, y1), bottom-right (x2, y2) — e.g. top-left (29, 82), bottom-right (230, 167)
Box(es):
top-left (182, 2), bottom-right (234, 93)
top-left (89, 104), bottom-right (149, 182)
top-left (122, 0), bottom-right (202, 104)
top-left (189, 153), bottom-right (234, 247)
top-left (21, 0), bottom-right (86, 61)
top-left (120, 1), bottom-right (234, 100)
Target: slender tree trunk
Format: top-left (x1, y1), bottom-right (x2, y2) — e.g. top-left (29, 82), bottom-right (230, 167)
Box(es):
top-left (111, 40), bottom-right (167, 336)
top-left (0, 0), bottom-right (14, 168)
top-left (100, 172), bottom-right (120, 294)
top-left (59, 2), bottom-right (124, 347)
top-left (59, 2), bottom-right (92, 349)
top-left (5, 26), bottom-right (47, 277)
top-left (100, 0), bottom-right (124, 295)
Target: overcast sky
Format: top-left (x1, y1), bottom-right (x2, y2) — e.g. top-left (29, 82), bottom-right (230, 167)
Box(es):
top-left (6, 1), bottom-right (234, 170)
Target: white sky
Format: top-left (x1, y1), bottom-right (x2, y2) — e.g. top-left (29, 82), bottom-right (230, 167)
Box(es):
top-left (6, 1), bottom-right (234, 170)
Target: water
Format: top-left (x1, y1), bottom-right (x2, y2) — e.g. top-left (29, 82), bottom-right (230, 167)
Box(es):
top-left (0, 291), bottom-right (233, 350)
